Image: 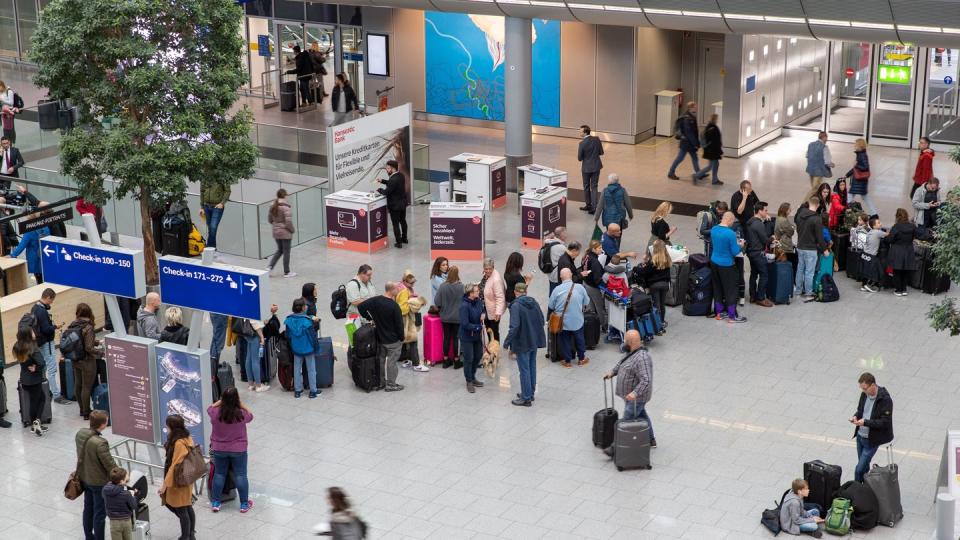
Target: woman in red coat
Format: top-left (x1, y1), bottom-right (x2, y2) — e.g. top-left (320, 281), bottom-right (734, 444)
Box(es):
top-left (912, 136), bottom-right (935, 198)
top-left (828, 178), bottom-right (848, 230)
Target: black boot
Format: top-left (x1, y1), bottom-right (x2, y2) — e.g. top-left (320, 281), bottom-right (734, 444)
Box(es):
top-left (453, 359), bottom-right (463, 369)
top-left (442, 359), bottom-right (452, 369)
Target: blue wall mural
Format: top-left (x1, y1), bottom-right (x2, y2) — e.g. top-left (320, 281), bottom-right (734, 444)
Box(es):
top-left (424, 13), bottom-right (560, 127)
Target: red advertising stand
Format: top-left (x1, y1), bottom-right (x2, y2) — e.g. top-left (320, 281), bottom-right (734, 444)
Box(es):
top-left (325, 190), bottom-right (389, 253)
top-left (520, 186), bottom-right (567, 248)
top-left (429, 202), bottom-right (485, 261)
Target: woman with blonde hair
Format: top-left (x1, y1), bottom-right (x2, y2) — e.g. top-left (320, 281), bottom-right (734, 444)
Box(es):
top-left (160, 306), bottom-right (189, 345)
top-left (580, 240), bottom-right (608, 321)
top-left (396, 270), bottom-right (429, 372)
top-left (845, 138), bottom-right (877, 215)
top-left (633, 240), bottom-right (673, 325)
top-left (649, 201), bottom-right (677, 247)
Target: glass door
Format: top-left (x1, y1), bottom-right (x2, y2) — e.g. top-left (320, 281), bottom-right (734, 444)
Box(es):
top-left (925, 47), bottom-right (960, 144)
top-left (869, 42), bottom-right (915, 141)
top-left (827, 42), bottom-right (872, 137)
top-left (340, 27), bottom-right (364, 106)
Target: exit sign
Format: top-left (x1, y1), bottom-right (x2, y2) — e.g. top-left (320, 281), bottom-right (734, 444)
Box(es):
top-left (878, 64), bottom-right (912, 85)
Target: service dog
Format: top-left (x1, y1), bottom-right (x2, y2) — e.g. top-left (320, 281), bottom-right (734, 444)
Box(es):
top-left (481, 327), bottom-right (501, 378)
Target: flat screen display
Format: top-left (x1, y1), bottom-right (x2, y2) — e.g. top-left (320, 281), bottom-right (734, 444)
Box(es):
top-left (367, 33), bottom-right (389, 77)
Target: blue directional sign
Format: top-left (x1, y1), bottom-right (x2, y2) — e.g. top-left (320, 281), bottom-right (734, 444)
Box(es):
top-left (40, 237), bottom-right (146, 298)
top-left (946, 75), bottom-right (954, 85)
top-left (158, 256), bottom-right (270, 320)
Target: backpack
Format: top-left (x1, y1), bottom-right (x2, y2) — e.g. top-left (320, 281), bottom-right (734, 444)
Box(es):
top-left (809, 274), bottom-right (840, 303)
top-left (12, 92), bottom-right (23, 109)
top-left (605, 276), bottom-right (628, 298)
top-left (824, 497), bottom-right (852, 535)
top-left (538, 243), bottom-right (556, 274)
top-left (231, 317), bottom-right (255, 337)
top-left (187, 224), bottom-right (205, 256)
top-left (162, 201), bottom-right (191, 228)
top-left (330, 279), bottom-right (358, 320)
top-left (696, 209), bottom-right (714, 239)
top-left (59, 323), bottom-right (85, 360)
top-left (760, 489), bottom-right (790, 535)
top-left (18, 309), bottom-right (39, 335)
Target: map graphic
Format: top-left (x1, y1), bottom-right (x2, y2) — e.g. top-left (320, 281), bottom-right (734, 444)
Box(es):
top-left (425, 13), bottom-right (560, 127)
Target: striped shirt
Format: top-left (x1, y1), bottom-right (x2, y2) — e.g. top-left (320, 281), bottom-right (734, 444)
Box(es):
top-left (611, 347), bottom-right (653, 403)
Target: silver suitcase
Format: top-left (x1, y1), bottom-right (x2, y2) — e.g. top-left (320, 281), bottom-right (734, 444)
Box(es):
top-left (613, 417), bottom-right (652, 471)
top-left (863, 446), bottom-right (903, 527)
top-left (134, 519), bottom-right (151, 540)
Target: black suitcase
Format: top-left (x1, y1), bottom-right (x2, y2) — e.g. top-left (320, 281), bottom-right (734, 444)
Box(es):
top-left (834, 233), bottom-right (850, 272)
top-left (18, 380), bottom-right (53, 427)
top-left (665, 262), bottom-right (690, 307)
top-left (846, 247), bottom-right (863, 282)
top-left (161, 221), bottom-right (190, 257)
top-left (682, 266), bottom-right (713, 316)
top-left (803, 460), bottom-right (842, 512)
top-left (593, 379), bottom-right (618, 448)
top-left (547, 331), bottom-right (560, 362)
top-left (910, 242), bottom-right (928, 290)
top-left (614, 416), bottom-right (652, 471)
top-left (583, 309), bottom-right (601, 350)
top-left (280, 81), bottom-right (297, 111)
top-left (352, 323), bottom-right (378, 360)
top-left (922, 266), bottom-right (950, 295)
top-left (347, 347), bottom-right (380, 392)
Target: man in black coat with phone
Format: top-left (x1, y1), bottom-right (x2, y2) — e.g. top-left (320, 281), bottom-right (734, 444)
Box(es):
top-left (850, 372), bottom-right (893, 483)
top-left (377, 160), bottom-right (407, 248)
top-left (577, 125), bottom-right (604, 214)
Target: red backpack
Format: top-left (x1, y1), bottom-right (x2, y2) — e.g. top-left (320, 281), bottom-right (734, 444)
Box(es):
top-left (605, 276), bottom-right (628, 297)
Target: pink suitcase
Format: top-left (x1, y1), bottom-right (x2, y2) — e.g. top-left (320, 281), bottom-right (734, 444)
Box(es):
top-left (423, 314), bottom-right (445, 365)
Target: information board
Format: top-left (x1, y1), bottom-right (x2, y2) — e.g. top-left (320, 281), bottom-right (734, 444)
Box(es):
top-left (158, 256), bottom-right (270, 321)
top-left (429, 202), bottom-right (484, 260)
top-left (155, 343), bottom-right (211, 453)
top-left (40, 237), bottom-right (146, 298)
top-left (105, 335), bottom-right (160, 444)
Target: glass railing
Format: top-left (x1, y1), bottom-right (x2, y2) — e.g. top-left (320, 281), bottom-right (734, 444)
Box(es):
top-left (248, 122), bottom-right (327, 178)
top-left (412, 143), bottom-right (430, 203)
top-left (14, 105), bottom-right (63, 154)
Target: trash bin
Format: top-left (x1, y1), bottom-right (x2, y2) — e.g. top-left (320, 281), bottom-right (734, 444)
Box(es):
top-left (280, 81), bottom-right (297, 112)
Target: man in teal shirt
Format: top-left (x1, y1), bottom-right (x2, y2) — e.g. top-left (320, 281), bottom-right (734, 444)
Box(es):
top-left (709, 212), bottom-right (746, 323)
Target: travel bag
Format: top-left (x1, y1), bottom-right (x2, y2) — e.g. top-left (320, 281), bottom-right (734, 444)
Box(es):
top-left (315, 337), bottom-right (334, 388)
top-left (760, 490), bottom-right (791, 534)
top-left (592, 378), bottom-right (618, 448)
top-left (824, 497), bottom-right (852, 535)
top-left (836, 480), bottom-right (879, 530)
top-left (613, 406), bottom-right (652, 471)
top-left (259, 337), bottom-right (277, 383)
top-left (352, 323), bottom-right (378, 360)
top-left (422, 313), bottom-right (444, 365)
top-left (215, 362), bottom-right (235, 399)
top-left (347, 346), bottom-right (380, 392)
top-left (803, 460), bottom-right (842, 513)
top-left (688, 253), bottom-right (709, 271)
top-left (766, 261), bottom-right (793, 305)
top-left (547, 330), bottom-right (560, 362)
top-left (91, 383), bottom-right (109, 421)
top-left (682, 265), bottom-right (713, 316)
top-left (834, 232), bottom-right (850, 271)
top-left (863, 446), bottom-right (903, 527)
top-left (59, 357), bottom-right (75, 401)
top-left (846, 247), bottom-right (863, 282)
top-left (18, 380), bottom-right (53, 427)
top-left (583, 308), bottom-right (601, 350)
top-left (664, 262), bottom-right (690, 307)
top-left (133, 520), bottom-right (150, 540)
top-left (161, 221), bottom-right (190, 257)
top-left (921, 248), bottom-right (950, 295)
top-left (207, 460), bottom-right (237, 503)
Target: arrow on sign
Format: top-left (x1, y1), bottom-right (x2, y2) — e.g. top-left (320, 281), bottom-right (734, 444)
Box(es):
top-left (245, 279), bottom-right (257, 292)
top-left (42, 245), bottom-right (54, 257)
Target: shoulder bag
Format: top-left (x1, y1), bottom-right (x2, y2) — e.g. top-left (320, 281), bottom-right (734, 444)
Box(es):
top-left (173, 442), bottom-right (207, 487)
top-left (548, 285), bottom-right (575, 335)
top-left (65, 437), bottom-right (93, 500)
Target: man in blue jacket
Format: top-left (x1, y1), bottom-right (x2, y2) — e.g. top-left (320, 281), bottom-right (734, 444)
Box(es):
top-left (503, 282), bottom-right (545, 406)
top-left (548, 268), bottom-right (590, 368)
top-left (667, 102), bottom-right (701, 180)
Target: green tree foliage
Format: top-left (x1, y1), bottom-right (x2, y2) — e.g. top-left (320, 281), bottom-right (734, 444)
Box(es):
top-left (31, 0), bottom-right (257, 283)
top-left (927, 148), bottom-right (960, 335)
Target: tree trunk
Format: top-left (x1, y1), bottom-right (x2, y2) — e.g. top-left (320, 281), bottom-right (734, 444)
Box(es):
top-left (139, 188), bottom-right (160, 285)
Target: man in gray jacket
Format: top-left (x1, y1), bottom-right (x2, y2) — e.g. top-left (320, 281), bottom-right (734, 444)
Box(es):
top-left (135, 292), bottom-right (161, 340)
top-left (603, 330), bottom-right (656, 449)
top-left (779, 478), bottom-right (824, 536)
top-left (911, 177), bottom-right (941, 228)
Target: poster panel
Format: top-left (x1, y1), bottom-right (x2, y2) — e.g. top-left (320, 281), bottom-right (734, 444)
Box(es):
top-left (327, 104), bottom-right (413, 196)
top-left (429, 203), bottom-right (484, 260)
top-left (155, 343), bottom-right (211, 453)
top-left (105, 335), bottom-right (159, 444)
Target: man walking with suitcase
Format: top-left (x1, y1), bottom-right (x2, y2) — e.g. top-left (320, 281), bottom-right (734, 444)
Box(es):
top-left (603, 330), bottom-right (656, 453)
top-left (849, 372), bottom-right (893, 482)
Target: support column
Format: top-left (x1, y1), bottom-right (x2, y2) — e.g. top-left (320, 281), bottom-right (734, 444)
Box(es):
top-left (504, 17), bottom-right (533, 193)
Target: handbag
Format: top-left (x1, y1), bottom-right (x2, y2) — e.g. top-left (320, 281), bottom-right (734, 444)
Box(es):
top-left (65, 437), bottom-right (93, 500)
top-left (853, 168), bottom-right (870, 181)
top-left (548, 284), bottom-right (575, 335)
top-left (173, 443), bottom-right (207, 487)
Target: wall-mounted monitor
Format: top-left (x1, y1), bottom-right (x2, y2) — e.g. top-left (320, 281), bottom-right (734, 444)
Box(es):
top-left (745, 75), bottom-right (757, 94)
top-left (367, 33), bottom-right (389, 77)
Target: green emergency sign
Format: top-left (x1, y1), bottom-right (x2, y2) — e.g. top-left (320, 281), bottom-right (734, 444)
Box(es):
top-left (878, 64), bottom-right (912, 85)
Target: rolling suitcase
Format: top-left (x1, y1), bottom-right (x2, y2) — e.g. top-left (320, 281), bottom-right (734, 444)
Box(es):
top-left (161, 221), bottom-right (190, 257)
top-left (910, 241), bottom-right (928, 290)
top-left (682, 266), bottom-right (713, 316)
top-left (766, 261), bottom-right (793, 305)
top-left (215, 362), bottom-right (235, 397)
top-left (422, 314), bottom-right (444, 365)
top-left (834, 233), bottom-right (850, 272)
top-left (803, 460), bottom-right (842, 513)
top-left (863, 446), bottom-right (903, 527)
top-left (278, 361), bottom-right (294, 391)
top-left (259, 337), bottom-right (276, 383)
top-left (18, 380), bottom-right (53, 426)
top-left (547, 331), bottom-right (560, 362)
top-left (592, 378), bottom-right (618, 448)
top-left (133, 520), bottom-right (150, 540)
top-left (613, 407), bottom-right (652, 471)
top-left (664, 262), bottom-right (690, 307)
top-left (91, 383), bottom-right (109, 421)
top-left (207, 460), bottom-right (237, 503)
top-left (59, 357), bottom-right (76, 401)
top-left (921, 251), bottom-right (950, 295)
top-left (347, 347), bottom-right (380, 392)
top-left (315, 337), bottom-right (334, 388)
top-left (846, 247), bottom-right (863, 282)
top-left (280, 80), bottom-right (297, 112)
top-left (583, 309), bottom-right (601, 350)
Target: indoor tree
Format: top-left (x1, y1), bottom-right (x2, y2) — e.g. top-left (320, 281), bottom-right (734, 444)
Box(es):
top-left (30, 0), bottom-right (257, 284)
top-left (927, 147), bottom-right (960, 336)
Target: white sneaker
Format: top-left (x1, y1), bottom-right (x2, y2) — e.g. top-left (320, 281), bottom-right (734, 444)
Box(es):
top-left (399, 360), bottom-right (413, 369)
top-left (256, 384), bottom-right (270, 392)
top-left (864, 284), bottom-right (878, 293)
top-left (283, 272), bottom-right (298, 278)
top-left (738, 297), bottom-right (745, 306)
top-left (413, 364), bottom-right (430, 372)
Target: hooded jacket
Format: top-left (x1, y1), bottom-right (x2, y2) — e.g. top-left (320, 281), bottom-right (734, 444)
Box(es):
top-left (136, 307), bottom-right (161, 340)
top-left (779, 491), bottom-right (816, 535)
top-left (284, 313), bottom-right (318, 356)
top-left (102, 482), bottom-right (136, 520)
top-left (853, 386), bottom-right (894, 447)
top-left (458, 295), bottom-right (485, 343)
top-left (502, 295), bottom-right (546, 354)
top-left (794, 207), bottom-right (826, 251)
top-left (433, 281), bottom-right (464, 324)
top-left (160, 324), bottom-right (189, 345)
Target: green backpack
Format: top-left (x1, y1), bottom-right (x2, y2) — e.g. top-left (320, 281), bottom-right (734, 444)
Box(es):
top-left (824, 497), bottom-right (852, 535)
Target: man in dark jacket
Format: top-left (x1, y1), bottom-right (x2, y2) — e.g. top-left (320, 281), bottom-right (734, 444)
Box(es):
top-left (77, 411), bottom-right (119, 540)
top-left (745, 202), bottom-right (773, 307)
top-left (358, 282), bottom-right (405, 392)
top-left (667, 101), bottom-right (701, 180)
top-left (699, 201), bottom-right (728, 257)
top-left (377, 160), bottom-right (407, 248)
top-left (556, 241), bottom-right (583, 284)
top-left (284, 45), bottom-right (315, 105)
top-left (504, 283), bottom-right (545, 406)
top-left (577, 125), bottom-right (604, 213)
top-left (32, 288), bottom-right (67, 403)
top-left (850, 372), bottom-right (893, 482)
top-left (793, 197), bottom-right (828, 298)
top-left (730, 180), bottom-right (759, 228)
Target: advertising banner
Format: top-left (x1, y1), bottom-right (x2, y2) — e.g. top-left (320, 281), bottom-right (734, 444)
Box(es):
top-left (155, 343), bottom-right (211, 452)
top-left (327, 104), bottom-right (413, 196)
top-left (520, 187), bottom-right (567, 248)
top-left (429, 202), bottom-right (484, 260)
top-left (105, 335), bottom-right (159, 444)
top-left (491, 165), bottom-right (507, 209)
top-left (325, 191), bottom-right (389, 252)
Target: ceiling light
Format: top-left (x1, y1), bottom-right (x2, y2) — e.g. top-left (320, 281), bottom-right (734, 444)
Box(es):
top-left (683, 11), bottom-right (721, 18)
top-left (643, 8), bottom-right (682, 15)
top-left (777, 39), bottom-right (783, 50)
top-left (790, 38), bottom-right (798, 44)
top-left (765, 16), bottom-right (805, 24)
top-left (854, 22), bottom-right (894, 30)
top-left (725, 13), bottom-right (764, 21)
top-left (749, 50), bottom-right (755, 61)
top-left (567, 2), bottom-right (604, 9)
top-left (897, 25), bottom-right (941, 33)
top-left (746, 125), bottom-right (752, 137)
top-left (808, 19), bottom-right (850, 27)
top-left (763, 45), bottom-right (769, 56)
top-left (530, 0), bottom-right (563, 4)
top-left (760, 119), bottom-right (766, 130)
top-left (602, 5), bottom-right (643, 12)
top-left (787, 105), bottom-right (794, 116)
top-left (498, 0), bottom-right (531, 4)
top-left (942, 27), bottom-right (960, 34)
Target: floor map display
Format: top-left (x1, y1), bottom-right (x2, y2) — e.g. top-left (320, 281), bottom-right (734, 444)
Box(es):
top-left (104, 335), bottom-right (159, 444)
top-left (156, 343), bottom-right (210, 452)
top-left (425, 13), bottom-right (560, 127)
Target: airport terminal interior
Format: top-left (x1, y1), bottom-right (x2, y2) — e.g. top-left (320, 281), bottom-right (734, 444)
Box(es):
top-left (3, 1), bottom-right (960, 539)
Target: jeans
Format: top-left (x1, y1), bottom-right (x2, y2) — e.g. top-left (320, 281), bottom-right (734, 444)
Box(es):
top-left (41, 341), bottom-right (58, 398)
top-left (581, 170), bottom-right (600, 208)
top-left (83, 484), bottom-right (107, 540)
top-left (268, 238), bottom-right (291, 274)
top-left (795, 249), bottom-right (818, 295)
top-left (202, 205), bottom-right (224, 249)
top-left (855, 436), bottom-right (879, 482)
top-left (461, 339), bottom-right (482, 383)
top-left (694, 159), bottom-right (721, 183)
top-left (379, 341), bottom-right (401, 385)
top-left (294, 354), bottom-right (317, 392)
top-left (515, 349), bottom-right (537, 400)
top-left (441, 322), bottom-right (459, 360)
top-left (799, 508), bottom-right (821, 533)
top-left (747, 251), bottom-right (769, 301)
top-left (622, 400), bottom-right (654, 440)
top-left (211, 450), bottom-right (249, 504)
top-left (560, 327), bottom-right (585, 362)
top-left (166, 504), bottom-right (196, 540)
top-left (850, 193), bottom-right (878, 216)
top-left (389, 208), bottom-right (408, 243)
top-left (209, 313), bottom-right (228, 361)
top-left (243, 335), bottom-right (261, 385)
top-left (668, 145), bottom-right (701, 176)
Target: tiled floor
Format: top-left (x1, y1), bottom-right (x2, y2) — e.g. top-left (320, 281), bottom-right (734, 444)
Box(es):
top-left (0, 76), bottom-right (957, 539)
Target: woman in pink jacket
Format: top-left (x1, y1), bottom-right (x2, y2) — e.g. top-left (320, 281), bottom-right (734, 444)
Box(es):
top-left (480, 258), bottom-right (506, 341)
top-left (267, 189), bottom-right (296, 278)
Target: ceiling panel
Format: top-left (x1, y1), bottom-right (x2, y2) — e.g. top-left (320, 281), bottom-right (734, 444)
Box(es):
top-left (889, 0), bottom-right (960, 30)
top-left (496, 3), bottom-right (576, 21)
top-left (804, 0), bottom-right (894, 25)
top-left (725, 20), bottom-right (813, 39)
top-left (430, 0), bottom-right (505, 14)
top-left (715, 0), bottom-right (805, 17)
top-left (643, 14), bottom-right (729, 33)
top-left (639, 0), bottom-right (720, 11)
top-left (808, 24), bottom-right (898, 44)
